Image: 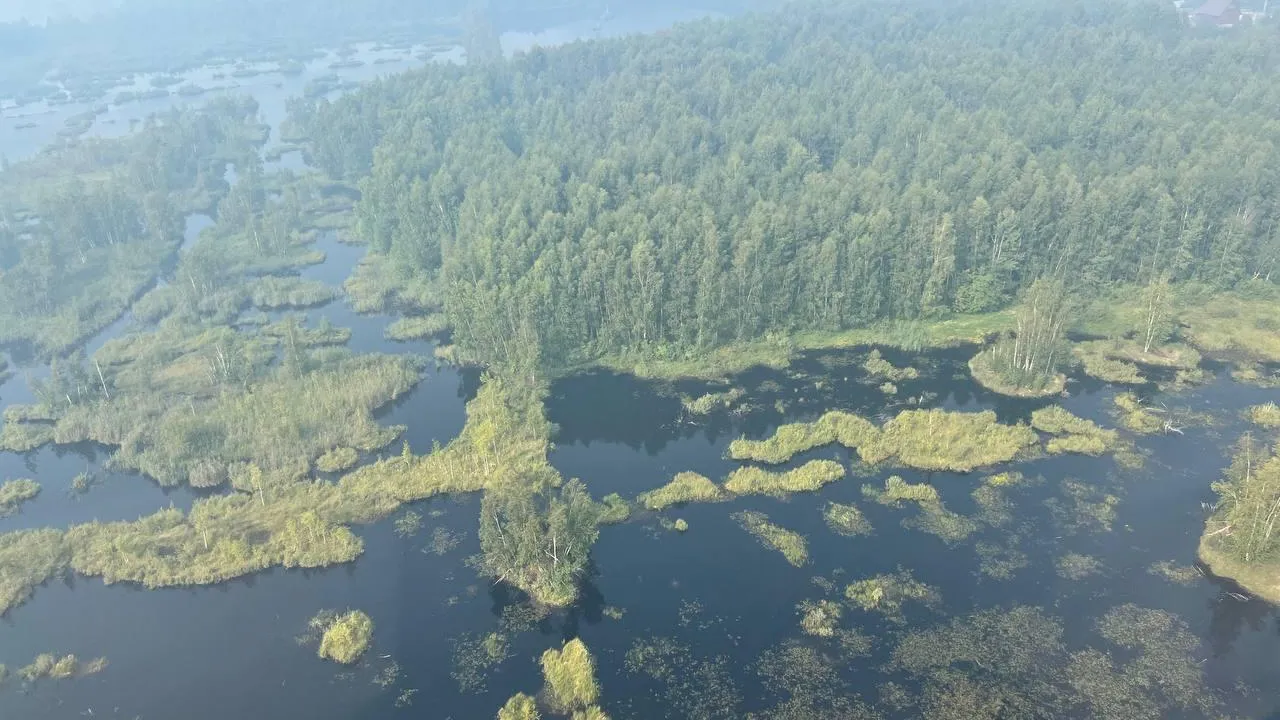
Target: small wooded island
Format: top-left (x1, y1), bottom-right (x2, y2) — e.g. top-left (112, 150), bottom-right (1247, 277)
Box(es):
top-left (0, 0), bottom-right (1279, 718)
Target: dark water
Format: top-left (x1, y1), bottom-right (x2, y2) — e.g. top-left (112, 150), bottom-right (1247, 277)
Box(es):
top-left (2, 6), bottom-right (1279, 720)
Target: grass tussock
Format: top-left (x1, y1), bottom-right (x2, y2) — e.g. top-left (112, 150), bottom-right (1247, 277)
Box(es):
top-left (722, 460), bottom-right (845, 497)
top-left (249, 276), bottom-right (337, 310)
top-left (860, 408), bottom-right (1037, 471)
top-left (540, 639), bottom-right (600, 713)
top-left (823, 502), bottom-right (871, 537)
top-left (1032, 406), bottom-right (1119, 456)
top-left (733, 511), bottom-right (809, 567)
top-left (385, 314), bottom-right (450, 341)
top-left (498, 693), bottom-right (540, 720)
top-left (1056, 553), bottom-right (1105, 580)
top-left (638, 472), bottom-right (727, 510)
top-left (1113, 393), bottom-right (1167, 434)
top-left (317, 609), bottom-right (374, 664)
top-left (727, 411), bottom-right (878, 464)
top-left (862, 476), bottom-right (939, 506)
top-left (680, 387), bottom-right (745, 416)
top-left (862, 350), bottom-right (919, 382)
top-left (1248, 403), bottom-right (1280, 429)
top-left (844, 570), bottom-right (939, 618)
top-left (316, 447), bottom-right (360, 473)
top-left (0, 479), bottom-right (41, 516)
top-left (798, 599), bottom-right (843, 637)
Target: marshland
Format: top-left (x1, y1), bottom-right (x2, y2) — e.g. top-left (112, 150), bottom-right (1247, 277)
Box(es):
top-left (2, 1), bottom-right (1280, 719)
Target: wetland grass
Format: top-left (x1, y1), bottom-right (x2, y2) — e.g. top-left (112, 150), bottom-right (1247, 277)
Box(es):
top-left (730, 407), bottom-right (1033, 472)
top-left (1248, 402), bottom-right (1280, 429)
top-left (316, 610), bottom-right (374, 665)
top-left (861, 408), bottom-right (1038, 471)
top-left (248, 276), bottom-right (337, 310)
top-left (844, 570), bottom-right (939, 618)
top-left (862, 349), bottom-right (919, 382)
top-left (798, 599), bottom-right (843, 637)
top-left (1113, 393), bottom-right (1167, 434)
top-left (637, 472), bottom-right (727, 510)
top-left (862, 476), bottom-right (939, 506)
top-left (1031, 406), bottom-right (1119, 456)
top-left (968, 348), bottom-right (1067, 398)
top-left (722, 459), bottom-right (845, 497)
top-left (1056, 553), bottom-right (1105, 580)
top-left (0, 479), bottom-right (40, 516)
top-left (733, 511), bottom-right (809, 566)
top-left (497, 693), bottom-right (540, 720)
top-left (1199, 434), bottom-right (1280, 602)
top-left (822, 502), bottom-right (872, 536)
top-left (680, 387), bottom-right (745, 416)
top-left (385, 314), bottom-right (450, 341)
top-left (540, 639), bottom-right (600, 713)
top-left (316, 447), bottom-right (359, 473)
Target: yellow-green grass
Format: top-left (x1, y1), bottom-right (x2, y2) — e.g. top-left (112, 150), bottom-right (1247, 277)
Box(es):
top-left (968, 350), bottom-right (1066, 398)
top-left (1180, 293), bottom-right (1280, 364)
top-left (0, 377), bottom-right (560, 616)
top-left (823, 502), bottom-right (872, 536)
top-left (733, 511), bottom-right (809, 566)
top-left (1031, 406), bottom-right (1119, 456)
top-left (540, 639), bottom-right (600, 713)
top-left (844, 571), bottom-right (939, 617)
top-left (637, 472), bottom-right (727, 510)
top-left (316, 447), bottom-right (360, 473)
top-left (862, 476), bottom-right (939, 506)
top-left (1248, 402), bottom-right (1280, 429)
top-left (1113, 393), bottom-right (1166, 434)
top-left (318, 610), bottom-right (374, 664)
top-left (0, 479), bottom-right (40, 516)
top-left (498, 693), bottom-right (540, 720)
top-left (860, 409), bottom-right (1038, 471)
top-left (385, 314), bottom-right (450, 341)
top-left (722, 460), bottom-right (845, 497)
top-left (728, 411), bottom-right (877, 465)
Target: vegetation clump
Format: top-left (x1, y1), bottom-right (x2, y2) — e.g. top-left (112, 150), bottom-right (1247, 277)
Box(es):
top-left (1113, 393), bottom-right (1167, 434)
top-left (637, 472), bottom-right (727, 510)
top-left (862, 350), bottom-right (919, 382)
top-left (844, 570), bottom-right (940, 619)
top-left (1046, 479), bottom-right (1120, 536)
top-left (1031, 406), bottom-right (1119, 456)
top-left (728, 411), bottom-right (878, 464)
top-left (798, 599), bottom-right (843, 637)
top-left (316, 609), bottom-right (374, 665)
top-left (976, 541), bottom-right (1029, 580)
top-left (733, 511), bottom-right (809, 567)
top-left (1148, 561), bottom-right (1200, 587)
top-left (680, 388), bottom-right (745, 416)
top-left (540, 638), bottom-right (600, 713)
top-left (1057, 553), bottom-right (1105, 580)
top-left (0, 479), bottom-right (40, 516)
top-left (862, 476), bottom-right (939, 506)
top-left (860, 409), bottom-right (1037, 471)
top-left (497, 693), bottom-right (540, 720)
top-left (722, 460), bottom-right (845, 497)
top-left (891, 604), bottom-right (1221, 719)
top-left (1248, 403), bottom-right (1280, 429)
top-left (16, 653), bottom-right (104, 683)
top-left (385, 314), bottom-right (449, 341)
top-left (823, 502), bottom-right (872, 537)
top-left (316, 447), bottom-right (360, 473)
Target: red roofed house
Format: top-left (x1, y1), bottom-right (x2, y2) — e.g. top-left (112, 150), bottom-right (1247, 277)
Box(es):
top-left (1191, 0), bottom-right (1242, 26)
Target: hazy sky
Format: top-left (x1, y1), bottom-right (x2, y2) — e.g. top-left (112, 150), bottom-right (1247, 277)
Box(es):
top-left (0, 0), bottom-right (124, 23)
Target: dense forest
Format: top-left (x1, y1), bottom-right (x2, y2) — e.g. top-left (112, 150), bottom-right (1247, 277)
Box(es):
top-left (292, 0), bottom-right (1280, 377)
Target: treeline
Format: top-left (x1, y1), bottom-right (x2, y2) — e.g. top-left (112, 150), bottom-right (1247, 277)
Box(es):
top-left (294, 0), bottom-right (1280, 374)
top-left (0, 96), bottom-right (266, 356)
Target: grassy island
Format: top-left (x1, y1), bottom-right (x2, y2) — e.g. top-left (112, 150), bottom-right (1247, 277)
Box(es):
top-left (316, 609), bottom-right (374, 664)
top-left (1199, 435), bottom-right (1280, 603)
